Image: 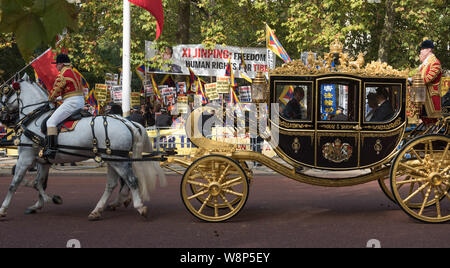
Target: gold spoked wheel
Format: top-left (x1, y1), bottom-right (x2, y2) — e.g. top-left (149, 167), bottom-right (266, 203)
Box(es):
top-left (181, 155), bottom-right (249, 222)
top-left (378, 176), bottom-right (396, 204)
top-left (390, 134), bottom-right (450, 223)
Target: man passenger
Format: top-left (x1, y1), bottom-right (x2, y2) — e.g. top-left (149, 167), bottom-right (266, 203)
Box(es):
top-left (283, 87), bottom-right (304, 120)
top-left (370, 88), bottom-right (394, 122)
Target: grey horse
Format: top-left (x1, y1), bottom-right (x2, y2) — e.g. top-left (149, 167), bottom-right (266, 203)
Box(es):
top-left (0, 76), bottom-right (166, 220)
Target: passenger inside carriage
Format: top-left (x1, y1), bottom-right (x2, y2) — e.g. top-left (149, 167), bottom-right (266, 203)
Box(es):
top-left (369, 88), bottom-right (395, 122)
top-left (282, 87), bottom-right (305, 120)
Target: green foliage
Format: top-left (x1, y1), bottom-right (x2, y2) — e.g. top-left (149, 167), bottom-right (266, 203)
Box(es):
top-left (0, 0), bottom-right (77, 60)
top-left (0, 0), bottom-right (448, 86)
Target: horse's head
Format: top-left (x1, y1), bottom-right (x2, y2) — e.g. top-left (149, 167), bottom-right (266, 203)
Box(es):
top-left (0, 81), bottom-right (21, 126)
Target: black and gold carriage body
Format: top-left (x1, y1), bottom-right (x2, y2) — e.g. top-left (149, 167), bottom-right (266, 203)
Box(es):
top-left (269, 73), bottom-right (407, 171)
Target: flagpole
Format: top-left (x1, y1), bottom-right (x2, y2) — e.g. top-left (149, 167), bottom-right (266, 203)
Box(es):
top-left (122, 0), bottom-right (131, 117)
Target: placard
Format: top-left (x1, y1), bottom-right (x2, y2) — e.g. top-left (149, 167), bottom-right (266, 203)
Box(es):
top-left (95, 84), bottom-right (108, 102)
top-left (111, 86), bottom-right (122, 103)
top-left (131, 92), bottom-right (141, 107)
top-left (239, 86), bottom-right (252, 102)
top-left (204, 83), bottom-right (219, 100)
top-left (216, 76), bottom-right (230, 94)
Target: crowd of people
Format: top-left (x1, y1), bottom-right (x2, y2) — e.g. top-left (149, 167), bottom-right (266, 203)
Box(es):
top-left (98, 101), bottom-right (175, 128)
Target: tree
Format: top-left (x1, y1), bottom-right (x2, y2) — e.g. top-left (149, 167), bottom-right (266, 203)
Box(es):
top-left (0, 0), bottom-right (78, 60)
top-left (1, 0), bottom-right (448, 87)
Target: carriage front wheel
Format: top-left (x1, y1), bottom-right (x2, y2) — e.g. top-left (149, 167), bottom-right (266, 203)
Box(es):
top-left (181, 155), bottom-right (249, 222)
top-left (390, 134), bottom-right (450, 223)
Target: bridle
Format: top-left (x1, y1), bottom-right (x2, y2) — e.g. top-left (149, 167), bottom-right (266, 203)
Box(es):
top-left (0, 83), bottom-right (22, 126)
top-left (0, 81), bottom-right (52, 127)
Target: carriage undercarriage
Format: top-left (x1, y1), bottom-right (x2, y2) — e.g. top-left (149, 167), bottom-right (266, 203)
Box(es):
top-left (160, 110), bottom-right (449, 223)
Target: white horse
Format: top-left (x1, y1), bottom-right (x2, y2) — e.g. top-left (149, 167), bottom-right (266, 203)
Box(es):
top-left (0, 76), bottom-right (166, 220)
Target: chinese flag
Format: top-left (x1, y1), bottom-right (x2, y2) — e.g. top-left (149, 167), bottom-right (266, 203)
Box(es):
top-left (31, 49), bottom-right (58, 93)
top-left (129, 0), bottom-right (164, 40)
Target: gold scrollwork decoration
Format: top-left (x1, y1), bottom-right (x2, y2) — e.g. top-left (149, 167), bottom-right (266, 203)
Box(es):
top-left (279, 121), bottom-right (313, 129)
top-left (364, 118), bottom-right (402, 130)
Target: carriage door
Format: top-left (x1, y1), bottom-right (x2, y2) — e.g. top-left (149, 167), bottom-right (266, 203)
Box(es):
top-left (316, 77), bottom-right (361, 169)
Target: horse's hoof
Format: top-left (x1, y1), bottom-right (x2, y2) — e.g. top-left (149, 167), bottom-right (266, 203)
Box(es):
top-left (138, 206), bottom-right (148, 218)
top-left (24, 209), bottom-right (37, 215)
top-left (0, 210), bottom-right (7, 218)
top-left (52, 195), bottom-right (63, 205)
top-left (123, 198), bottom-right (132, 208)
top-left (88, 212), bottom-right (102, 221)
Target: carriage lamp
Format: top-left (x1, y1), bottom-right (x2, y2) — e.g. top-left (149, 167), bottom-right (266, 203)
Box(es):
top-left (412, 72), bottom-right (426, 104)
top-left (411, 72), bottom-right (426, 117)
top-left (251, 71), bottom-right (267, 103)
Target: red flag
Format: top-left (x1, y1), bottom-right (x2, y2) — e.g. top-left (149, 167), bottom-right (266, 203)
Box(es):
top-left (129, 0), bottom-right (164, 40)
top-left (31, 49), bottom-right (58, 93)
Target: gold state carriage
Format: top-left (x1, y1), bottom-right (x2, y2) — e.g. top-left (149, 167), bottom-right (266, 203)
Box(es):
top-left (162, 40), bottom-right (450, 223)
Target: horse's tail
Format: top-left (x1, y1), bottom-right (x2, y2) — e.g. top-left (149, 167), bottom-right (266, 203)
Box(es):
top-left (131, 123), bottom-right (167, 201)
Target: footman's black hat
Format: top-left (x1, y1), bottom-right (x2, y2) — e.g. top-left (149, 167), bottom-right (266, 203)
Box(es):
top-left (419, 40), bottom-right (435, 50)
top-left (52, 53), bottom-right (71, 64)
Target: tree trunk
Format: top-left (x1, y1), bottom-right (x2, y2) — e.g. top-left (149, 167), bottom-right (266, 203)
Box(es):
top-left (177, 0), bottom-right (191, 44)
top-left (378, 0), bottom-right (394, 62)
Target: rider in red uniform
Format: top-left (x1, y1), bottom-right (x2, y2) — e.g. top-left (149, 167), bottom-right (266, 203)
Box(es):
top-left (42, 54), bottom-right (85, 159)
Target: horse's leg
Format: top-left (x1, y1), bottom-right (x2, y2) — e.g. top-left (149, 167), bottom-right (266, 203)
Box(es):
top-left (108, 162), bottom-right (147, 218)
top-left (88, 165), bottom-right (120, 221)
top-left (0, 153), bottom-right (35, 217)
top-left (25, 163), bottom-right (54, 214)
top-left (106, 177), bottom-right (131, 211)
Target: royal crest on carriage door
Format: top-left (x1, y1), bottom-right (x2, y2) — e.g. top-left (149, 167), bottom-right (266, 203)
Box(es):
top-left (322, 138), bottom-right (353, 163)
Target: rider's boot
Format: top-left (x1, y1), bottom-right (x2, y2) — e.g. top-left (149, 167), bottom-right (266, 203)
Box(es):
top-left (42, 127), bottom-right (58, 159)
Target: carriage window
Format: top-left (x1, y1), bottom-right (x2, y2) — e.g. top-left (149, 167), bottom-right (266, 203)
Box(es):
top-left (319, 81), bottom-right (358, 122)
top-left (365, 85), bottom-right (401, 122)
top-left (276, 82), bottom-right (312, 121)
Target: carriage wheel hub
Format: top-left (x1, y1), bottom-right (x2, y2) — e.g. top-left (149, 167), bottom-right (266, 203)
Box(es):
top-left (429, 172), bottom-right (443, 186)
top-left (208, 182), bottom-right (222, 197)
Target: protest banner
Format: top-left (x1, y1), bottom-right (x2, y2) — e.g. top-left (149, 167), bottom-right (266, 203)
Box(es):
top-left (146, 42), bottom-right (271, 78)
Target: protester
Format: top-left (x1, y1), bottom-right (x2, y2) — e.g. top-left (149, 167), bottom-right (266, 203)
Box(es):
top-left (129, 106), bottom-right (146, 126)
top-left (155, 107), bottom-right (172, 127)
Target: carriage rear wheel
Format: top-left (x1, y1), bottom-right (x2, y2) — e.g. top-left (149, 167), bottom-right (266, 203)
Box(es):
top-left (181, 155), bottom-right (249, 222)
top-left (390, 134), bottom-right (450, 223)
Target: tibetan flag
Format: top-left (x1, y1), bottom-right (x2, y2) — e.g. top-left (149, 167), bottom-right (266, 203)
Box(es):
top-left (188, 67), bottom-right (198, 93)
top-left (34, 70), bottom-right (47, 90)
top-left (129, 0), bottom-right (164, 40)
top-left (229, 84), bottom-right (240, 106)
top-left (239, 51), bottom-right (252, 83)
top-left (161, 74), bottom-right (175, 87)
top-left (73, 67), bottom-right (90, 91)
top-left (87, 89), bottom-right (98, 116)
top-left (136, 64), bottom-right (146, 81)
top-left (31, 48), bottom-right (58, 92)
top-left (240, 72), bottom-right (252, 84)
top-left (279, 86), bottom-right (294, 105)
top-left (225, 58), bottom-right (232, 77)
top-left (266, 24), bottom-right (292, 64)
top-left (225, 58), bottom-right (238, 91)
top-left (150, 74), bottom-right (161, 100)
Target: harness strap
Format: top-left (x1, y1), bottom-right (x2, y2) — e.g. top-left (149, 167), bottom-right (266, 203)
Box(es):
top-left (103, 116), bottom-right (112, 155)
